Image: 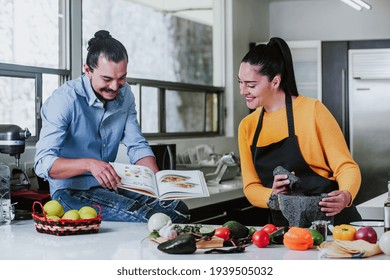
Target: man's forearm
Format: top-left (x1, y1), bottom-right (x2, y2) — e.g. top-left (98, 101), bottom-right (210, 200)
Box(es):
top-left (49, 158), bottom-right (91, 179)
top-left (136, 156), bottom-right (159, 173)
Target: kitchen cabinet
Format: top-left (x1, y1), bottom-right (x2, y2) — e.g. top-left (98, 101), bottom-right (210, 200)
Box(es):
top-left (321, 41), bottom-right (349, 140)
top-left (189, 197), bottom-right (271, 226)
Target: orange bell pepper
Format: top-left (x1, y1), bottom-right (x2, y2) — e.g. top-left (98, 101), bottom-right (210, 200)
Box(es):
top-left (283, 227), bottom-right (314, 250)
top-left (332, 224), bottom-right (356, 241)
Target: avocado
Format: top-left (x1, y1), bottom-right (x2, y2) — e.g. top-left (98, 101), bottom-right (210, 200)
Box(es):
top-left (222, 220), bottom-right (249, 239)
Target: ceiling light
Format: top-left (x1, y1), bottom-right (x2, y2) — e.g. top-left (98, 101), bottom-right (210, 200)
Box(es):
top-left (352, 0), bottom-right (371, 10)
top-left (340, 0), bottom-right (372, 11)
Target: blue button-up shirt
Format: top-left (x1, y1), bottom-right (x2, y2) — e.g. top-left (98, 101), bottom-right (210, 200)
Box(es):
top-left (34, 74), bottom-right (154, 195)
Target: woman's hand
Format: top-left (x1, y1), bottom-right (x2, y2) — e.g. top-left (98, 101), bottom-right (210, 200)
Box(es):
top-left (319, 190), bottom-right (352, 217)
top-left (271, 174), bottom-right (291, 194)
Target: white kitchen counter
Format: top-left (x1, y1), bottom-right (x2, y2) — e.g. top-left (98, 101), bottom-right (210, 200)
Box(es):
top-left (2, 178), bottom-right (389, 261)
top-left (1, 220), bottom-right (389, 260)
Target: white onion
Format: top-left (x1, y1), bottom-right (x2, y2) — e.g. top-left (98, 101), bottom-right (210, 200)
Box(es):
top-left (379, 231), bottom-right (390, 255)
top-left (147, 212), bottom-right (171, 232)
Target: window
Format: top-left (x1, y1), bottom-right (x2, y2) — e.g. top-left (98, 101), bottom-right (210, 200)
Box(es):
top-left (129, 79), bottom-right (223, 136)
top-left (82, 0), bottom-right (224, 137)
top-left (0, 0), bottom-right (69, 140)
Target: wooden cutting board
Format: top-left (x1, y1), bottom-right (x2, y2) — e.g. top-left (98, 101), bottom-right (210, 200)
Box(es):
top-left (150, 236), bottom-right (225, 249)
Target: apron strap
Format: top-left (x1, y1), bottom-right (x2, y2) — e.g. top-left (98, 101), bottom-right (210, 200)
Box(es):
top-left (285, 94), bottom-right (295, 138)
top-left (251, 108), bottom-right (265, 149)
top-left (251, 94), bottom-right (295, 149)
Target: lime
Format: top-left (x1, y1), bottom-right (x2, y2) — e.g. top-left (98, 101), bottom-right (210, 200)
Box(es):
top-left (199, 225), bottom-right (215, 237)
top-left (78, 206), bottom-right (98, 219)
top-left (43, 200), bottom-right (65, 217)
top-left (46, 215), bottom-right (61, 221)
top-left (62, 209), bottom-right (80, 221)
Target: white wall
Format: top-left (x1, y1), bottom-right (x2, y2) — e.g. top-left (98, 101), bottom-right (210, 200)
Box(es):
top-left (269, 0), bottom-right (390, 41)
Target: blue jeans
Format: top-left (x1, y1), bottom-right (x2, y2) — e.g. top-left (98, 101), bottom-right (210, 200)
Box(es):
top-left (52, 186), bottom-right (190, 223)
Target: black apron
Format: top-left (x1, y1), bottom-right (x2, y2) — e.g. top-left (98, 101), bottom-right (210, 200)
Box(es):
top-left (250, 94), bottom-right (361, 226)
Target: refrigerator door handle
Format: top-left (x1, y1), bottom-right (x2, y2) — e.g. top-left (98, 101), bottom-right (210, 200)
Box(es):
top-left (341, 69), bottom-right (347, 135)
top-left (356, 88), bottom-right (371, 91)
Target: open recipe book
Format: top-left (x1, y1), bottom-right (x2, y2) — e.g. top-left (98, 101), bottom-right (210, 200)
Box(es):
top-left (110, 162), bottom-right (210, 200)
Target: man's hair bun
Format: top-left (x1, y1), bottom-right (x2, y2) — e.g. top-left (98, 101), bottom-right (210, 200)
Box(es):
top-left (87, 30), bottom-right (112, 51)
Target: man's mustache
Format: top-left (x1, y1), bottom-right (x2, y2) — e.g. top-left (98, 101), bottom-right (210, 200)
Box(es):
top-left (100, 84), bottom-right (124, 92)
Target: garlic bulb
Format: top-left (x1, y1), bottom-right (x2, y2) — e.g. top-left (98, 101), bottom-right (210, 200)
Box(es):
top-left (158, 220), bottom-right (177, 240)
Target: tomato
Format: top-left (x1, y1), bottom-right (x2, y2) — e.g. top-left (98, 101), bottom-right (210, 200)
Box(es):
top-left (214, 227), bottom-right (231, 241)
top-left (252, 230), bottom-right (270, 248)
top-left (261, 224), bottom-right (277, 234)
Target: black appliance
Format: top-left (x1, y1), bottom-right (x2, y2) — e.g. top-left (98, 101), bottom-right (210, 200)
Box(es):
top-left (0, 124), bottom-right (31, 167)
top-left (150, 143), bottom-right (176, 170)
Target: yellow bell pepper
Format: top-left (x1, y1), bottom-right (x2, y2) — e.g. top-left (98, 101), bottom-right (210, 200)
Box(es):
top-left (332, 224), bottom-right (356, 241)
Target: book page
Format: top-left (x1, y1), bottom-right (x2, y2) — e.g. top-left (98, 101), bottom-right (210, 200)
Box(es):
top-left (155, 170), bottom-right (209, 199)
top-left (111, 162), bottom-right (159, 196)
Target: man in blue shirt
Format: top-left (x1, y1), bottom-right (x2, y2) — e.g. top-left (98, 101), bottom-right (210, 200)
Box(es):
top-left (34, 30), bottom-right (189, 223)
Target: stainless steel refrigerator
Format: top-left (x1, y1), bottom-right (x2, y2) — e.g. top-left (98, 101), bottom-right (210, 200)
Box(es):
top-left (349, 48), bottom-right (390, 204)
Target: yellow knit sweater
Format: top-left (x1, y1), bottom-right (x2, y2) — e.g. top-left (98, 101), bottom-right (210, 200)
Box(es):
top-left (238, 95), bottom-right (361, 208)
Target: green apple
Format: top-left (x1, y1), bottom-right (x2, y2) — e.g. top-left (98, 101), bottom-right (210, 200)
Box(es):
top-left (62, 209), bottom-right (80, 221)
top-left (78, 206), bottom-right (98, 219)
top-left (43, 200), bottom-right (65, 217)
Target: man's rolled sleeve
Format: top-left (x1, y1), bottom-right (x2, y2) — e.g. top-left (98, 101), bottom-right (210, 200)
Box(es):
top-left (127, 146), bottom-right (155, 164)
top-left (34, 155), bottom-right (59, 180)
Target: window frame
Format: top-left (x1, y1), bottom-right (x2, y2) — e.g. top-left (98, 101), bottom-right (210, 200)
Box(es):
top-left (0, 63), bottom-right (70, 142)
top-left (128, 78), bottom-right (225, 138)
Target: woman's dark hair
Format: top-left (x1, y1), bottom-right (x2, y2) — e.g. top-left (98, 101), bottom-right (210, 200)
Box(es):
top-left (86, 30), bottom-right (128, 71)
top-left (241, 37), bottom-right (299, 96)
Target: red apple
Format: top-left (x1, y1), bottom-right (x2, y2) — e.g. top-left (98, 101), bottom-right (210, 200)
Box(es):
top-left (354, 226), bottom-right (377, 244)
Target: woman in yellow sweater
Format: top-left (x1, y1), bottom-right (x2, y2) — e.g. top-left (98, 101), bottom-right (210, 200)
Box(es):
top-left (238, 37), bottom-right (361, 226)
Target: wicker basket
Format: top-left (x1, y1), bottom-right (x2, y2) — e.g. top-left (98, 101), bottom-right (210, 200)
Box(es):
top-left (32, 201), bottom-right (102, 236)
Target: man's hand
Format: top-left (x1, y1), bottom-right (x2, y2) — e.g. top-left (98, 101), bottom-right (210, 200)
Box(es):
top-left (88, 159), bottom-right (122, 190)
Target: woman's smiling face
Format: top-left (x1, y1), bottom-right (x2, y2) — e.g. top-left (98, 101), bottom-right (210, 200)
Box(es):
top-left (238, 62), bottom-right (275, 110)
